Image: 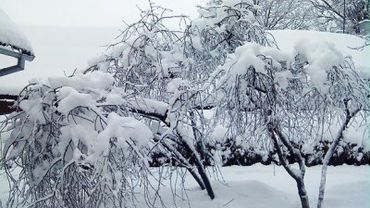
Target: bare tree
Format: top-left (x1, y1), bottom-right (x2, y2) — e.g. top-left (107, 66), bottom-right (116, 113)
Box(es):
top-left (311, 0), bottom-right (369, 33)
top-left (255, 0), bottom-right (315, 30)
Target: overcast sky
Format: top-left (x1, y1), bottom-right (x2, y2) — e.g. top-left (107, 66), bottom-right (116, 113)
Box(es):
top-left (0, 0), bottom-right (207, 90)
top-left (0, 0), bottom-right (206, 28)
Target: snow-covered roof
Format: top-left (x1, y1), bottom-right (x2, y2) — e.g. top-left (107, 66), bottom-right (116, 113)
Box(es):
top-left (0, 8), bottom-right (34, 56)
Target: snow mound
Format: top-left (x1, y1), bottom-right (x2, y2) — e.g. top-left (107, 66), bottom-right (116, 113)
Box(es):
top-left (0, 8), bottom-right (33, 55)
top-left (270, 30), bottom-right (370, 79)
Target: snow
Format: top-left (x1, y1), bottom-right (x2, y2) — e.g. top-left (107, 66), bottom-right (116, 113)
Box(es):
top-left (294, 39), bottom-right (344, 91)
top-left (166, 180), bottom-right (296, 208)
top-left (19, 99), bottom-right (46, 124)
top-left (0, 8), bottom-right (33, 54)
top-left (56, 86), bottom-right (94, 115)
top-left (0, 25), bottom-right (118, 95)
top-left (211, 124), bottom-right (228, 142)
top-left (0, 165), bottom-right (363, 208)
top-left (0, 85), bottom-right (21, 96)
top-left (126, 97), bottom-right (169, 117)
top-left (0, 21), bottom-right (369, 208)
top-left (58, 111), bottom-right (152, 166)
top-left (48, 70), bottom-right (114, 90)
top-left (217, 43), bottom-right (282, 87)
top-left (60, 123), bottom-right (99, 159)
top-left (218, 30), bottom-right (368, 94)
top-left (98, 112), bottom-right (153, 150)
top-left (135, 165), bottom-right (370, 208)
top-left (270, 30), bottom-right (370, 79)
top-left (166, 78), bottom-right (190, 93)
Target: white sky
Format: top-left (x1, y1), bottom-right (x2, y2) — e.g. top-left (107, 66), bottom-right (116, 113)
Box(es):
top-left (0, 0), bottom-right (207, 90)
top-left (0, 0), bottom-right (206, 28)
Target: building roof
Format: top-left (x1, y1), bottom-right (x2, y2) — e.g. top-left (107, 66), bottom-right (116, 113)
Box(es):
top-left (0, 8), bottom-right (34, 56)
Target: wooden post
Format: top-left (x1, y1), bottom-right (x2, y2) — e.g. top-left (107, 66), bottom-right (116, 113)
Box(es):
top-left (0, 94), bottom-right (18, 115)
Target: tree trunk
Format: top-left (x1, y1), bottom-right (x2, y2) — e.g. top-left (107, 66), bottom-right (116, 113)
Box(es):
top-left (189, 111), bottom-right (207, 162)
top-left (317, 163), bottom-right (328, 208)
top-left (297, 179), bottom-right (310, 208)
top-left (157, 138), bottom-right (206, 190)
top-left (343, 0), bottom-right (346, 33)
top-left (269, 123), bottom-right (310, 208)
top-left (182, 139), bottom-right (215, 199)
top-left (317, 106), bottom-right (359, 208)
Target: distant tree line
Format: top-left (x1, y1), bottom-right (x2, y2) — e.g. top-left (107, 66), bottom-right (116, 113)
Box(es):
top-left (256, 0), bottom-right (369, 35)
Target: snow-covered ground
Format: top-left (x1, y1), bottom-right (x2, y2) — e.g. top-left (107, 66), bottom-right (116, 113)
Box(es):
top-left (139, 165), bottom-right (370, 208)
top-left (2, 165), bottom-right (368, 208)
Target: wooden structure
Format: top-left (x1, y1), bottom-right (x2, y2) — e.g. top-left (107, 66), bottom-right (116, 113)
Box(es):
top-left (0, 46), bottom-right (34, 77)
top-left (0, 94), bottom-right (18, 115)
top-left (0, 9), bottom-right (35, 115)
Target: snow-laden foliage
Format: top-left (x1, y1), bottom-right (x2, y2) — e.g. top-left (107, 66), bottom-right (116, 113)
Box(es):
top-left (0, 1), bottom-right (278, 205)
top-left (208, 36), bottom-right (369, 208)
top-left (1, 1), bottom-right (370, 208)
top-left (212, 39), bottom-right (369, 142)
top-left (86, 5), bottom-right (189, 101)
top-left (184, 0), bottom-right (275, 80)
top-left (1, 72), bottom-right (162, 208)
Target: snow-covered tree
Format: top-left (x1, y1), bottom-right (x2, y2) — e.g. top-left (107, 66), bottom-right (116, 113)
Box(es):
top-left (184, 0), bottom-right (275, 80)
top-left (85, 3), bottom-right (218, 200)
top-left (311, 0), bottom-right (369, 34)
top-left (1, 1), bottom-right (369, 208)
top-left (85, 1), bottom-right (279, 201)
top-left (210, 37), bottom-right (369, 208)
top-left (85, 4), bottom-right (189, 102)
top-left (1, 72), bottom-right (162, 208)
top-left (255, 0), bottom-right (315, 30)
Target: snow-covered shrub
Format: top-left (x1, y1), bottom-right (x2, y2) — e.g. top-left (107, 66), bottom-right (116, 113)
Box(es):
top-left (1, 72), bottom-right (160, 208)
top-left (209, 38), bottom-right (370, 208)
